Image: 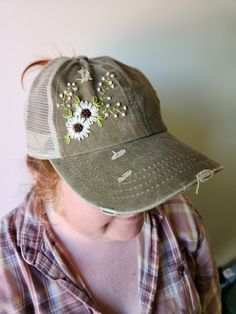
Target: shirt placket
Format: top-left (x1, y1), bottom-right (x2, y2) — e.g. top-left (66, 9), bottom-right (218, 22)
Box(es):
top-left (137, 211), bottom-right (160, 314)
top-left (43, 223), bottom-right (101, 312)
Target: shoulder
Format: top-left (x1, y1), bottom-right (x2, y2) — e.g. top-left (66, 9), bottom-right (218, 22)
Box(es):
top-left (0, 207), bottom-right (23, 303)
top-left (0, 187), bottom-right (38, 265)
top-left (161, 193), bottom-right (202, 224)
top-left (0, 190), bottom-right (37, 310)
top-left (0, 205), bottom-right (24, 251)
top-left (155, 194), bottom-right (205, 253)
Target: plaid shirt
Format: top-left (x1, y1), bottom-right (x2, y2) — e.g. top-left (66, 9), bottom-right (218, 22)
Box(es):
top-left (0, 188), bottom-right (221, 314)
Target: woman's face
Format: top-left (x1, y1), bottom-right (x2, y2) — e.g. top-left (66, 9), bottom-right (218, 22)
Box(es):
top-left (52, 178), bottom-right (145, 242)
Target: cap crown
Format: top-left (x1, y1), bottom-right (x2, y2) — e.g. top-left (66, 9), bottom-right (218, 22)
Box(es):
top-left (24, 55), bottom-right (167, 159)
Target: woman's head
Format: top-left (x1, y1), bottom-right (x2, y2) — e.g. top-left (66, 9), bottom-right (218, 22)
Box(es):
top-left (22, 58), bottom-right (145, 242)
top-left (25, 154), bottom-right (145, 241)
top-left (50, 177), bottom-right (145, 242)
top-left (21, 53), bottom-right (221, 239)
top-left (25, 154), bottom-right (144, 242)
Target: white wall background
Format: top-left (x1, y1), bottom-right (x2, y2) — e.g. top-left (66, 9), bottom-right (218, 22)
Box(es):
top-left (0, 0), bottom-right (235, 266)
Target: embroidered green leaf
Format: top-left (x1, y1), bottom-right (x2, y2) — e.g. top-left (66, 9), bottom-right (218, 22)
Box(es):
top-left (93, 102), bottom-right (99, 108)
top-left (99, 101), bottom-right (104, 107)
top-left (97, 117), bottom-right (104, 127)
top-left (98, 115), bottom-right (106, 120)
top-left (75, 96), bottom-right (81, 104)
top-left (64, 133), bottom-right (71, 144)
top-left (72, 96), bottom-right (81, 108)
top-left (63, 109), bottom-right (73, 119)
top-left (72, 102), bottom-right (79, 108)
top-left (97, 120), bottom-right (103, 127)
top-left (92, 96), bottom-right (98, 104)
top-left (92, 96), bottom-right (103, 108)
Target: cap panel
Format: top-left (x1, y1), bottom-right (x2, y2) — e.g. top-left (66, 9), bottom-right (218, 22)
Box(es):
top-left (111, 58), bottom-right (167, 134)
top-left (24, 57), bottom-right (70, 159)
top-left (52, 56), bottom-right (167, 157)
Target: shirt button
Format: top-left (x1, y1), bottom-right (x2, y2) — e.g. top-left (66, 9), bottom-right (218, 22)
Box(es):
top-left (177, 264), bottom-right (185, 276)
top-left (158, 214), bottom-right (164, 221)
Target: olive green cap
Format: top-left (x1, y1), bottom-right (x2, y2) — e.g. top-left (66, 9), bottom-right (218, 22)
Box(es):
top-left (24, 55), bottom-right (223, 215)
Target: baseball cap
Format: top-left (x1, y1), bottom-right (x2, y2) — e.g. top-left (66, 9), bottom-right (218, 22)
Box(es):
top-left (24, 54), bottom-right (223, 216)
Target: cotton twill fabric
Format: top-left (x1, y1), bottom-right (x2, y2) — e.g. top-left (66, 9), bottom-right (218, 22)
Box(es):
top-left (0, 189), bottom-right (221, 313)
top-left (49, 131), bottom-right (223, 215)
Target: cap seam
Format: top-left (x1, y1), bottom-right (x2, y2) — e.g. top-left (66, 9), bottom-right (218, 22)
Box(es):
top-left (53, 58), bottom-right (73, 158)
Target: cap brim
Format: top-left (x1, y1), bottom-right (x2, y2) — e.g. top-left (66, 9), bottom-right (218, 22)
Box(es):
top-left (49, 132), bottom-right (223, 215)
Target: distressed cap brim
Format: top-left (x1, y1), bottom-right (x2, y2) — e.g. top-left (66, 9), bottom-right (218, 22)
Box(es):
top-left (49, 131), bottom-right (223, 215)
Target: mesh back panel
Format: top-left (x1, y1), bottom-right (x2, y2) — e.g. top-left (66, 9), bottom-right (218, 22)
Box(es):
top-left (24, 57), bottom-right (70, 159)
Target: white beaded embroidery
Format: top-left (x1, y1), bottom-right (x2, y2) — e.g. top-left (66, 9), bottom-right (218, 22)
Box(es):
top-left (56, 68), bottom-right (128, 144)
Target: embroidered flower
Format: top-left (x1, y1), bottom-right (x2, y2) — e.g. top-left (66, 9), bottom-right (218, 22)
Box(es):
top-left (57, 68), bottom-right (128, 144)
top-left (74, 101), bottom-right (99, 125)
top-left (65, 116), bottom-right (91, 143)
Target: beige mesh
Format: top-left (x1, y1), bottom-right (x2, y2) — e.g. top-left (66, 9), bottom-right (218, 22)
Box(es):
top-left (24, 57), bottom-right (70, 159)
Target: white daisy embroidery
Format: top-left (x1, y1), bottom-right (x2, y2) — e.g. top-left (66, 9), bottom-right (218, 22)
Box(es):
top-left (66, 116), bottom-right (91, 141)
top-left (57, 70), bottom-right (128, 144)
top-left (75, 101), bottom-right (99, 124)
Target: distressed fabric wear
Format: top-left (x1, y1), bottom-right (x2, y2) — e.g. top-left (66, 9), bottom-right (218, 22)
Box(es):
top-left (0, 189), bottom-right (221, 314)
top-left (24, 55), bottom-right (223, 215)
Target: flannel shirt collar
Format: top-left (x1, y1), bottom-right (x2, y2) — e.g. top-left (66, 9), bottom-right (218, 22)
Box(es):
top-left (16, 187), bottom-right (165, 313)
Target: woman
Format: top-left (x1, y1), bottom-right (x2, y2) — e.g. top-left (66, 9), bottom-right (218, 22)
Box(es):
top-left (0, 54), bottom-right (223, 313)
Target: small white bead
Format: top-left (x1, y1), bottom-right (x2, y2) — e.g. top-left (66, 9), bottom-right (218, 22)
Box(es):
top-left (114, 114), bottom-right (118, 118)
top-left (110, 74), bottom-right (114, 78)
top-left (73, 87), bottom-right (78, 91)
top-left (106, 104), bottom-right (110, 108)
top-left (67, 82), bottom-right (71, 86)
top-left (72, 82), bottom-right (75, 86)
top-left (111, 84), bottom-right (114, 88)
top-left (121, 112), bottom-right (126, 116)
top-left (102, 77), bottom-right (105, 81)
top-left (107, 96), bottom-right (111, 100)
top-left (123, 106), bottom-right (127, 110)
top-left (69, 92), bottom-right (73, 96)
top-left (106, 72), bottom-right (110, 76)
top-left (59, 93), bottom-right (63, 98)
top-left (108, 81), bottom-right (112, 85)
top-left (68, 96), bottom-right (71, 100)
top-left (97, 88), bottom-right (100, 92)
top-left (116, 102), bottom-right (120, 106)
top-left (64, 90), bottom-right (67, 94)
top-left (98, 82), bottom-right (102, 86)
top-left (105, 113), bottom-right (109, 117)
top-left (56, 104), bottom-right (60, 108)
top-left (67, 104), bottom-right (71, 108)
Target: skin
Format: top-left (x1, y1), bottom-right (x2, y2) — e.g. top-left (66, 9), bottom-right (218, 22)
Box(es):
top-left (46, 178), bottom-right (145, 246)
top-left (43, 177), bottom-right (143, 313)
